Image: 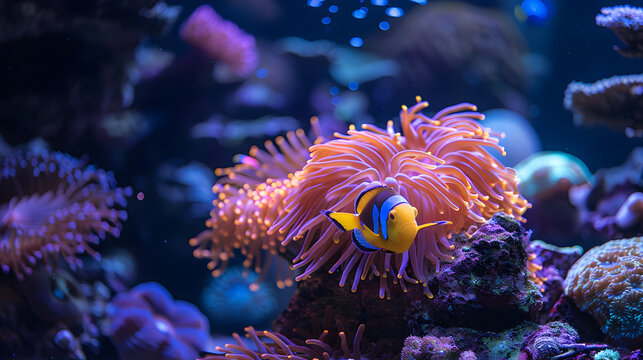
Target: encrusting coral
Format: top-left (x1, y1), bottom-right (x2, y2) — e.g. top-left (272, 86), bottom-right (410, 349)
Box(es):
top-left (192, 98), bottom-right (529, 298)
top-left (563, 237), bottom-right (642, 342)
top-left (0, 151), bottom-right (131, 279)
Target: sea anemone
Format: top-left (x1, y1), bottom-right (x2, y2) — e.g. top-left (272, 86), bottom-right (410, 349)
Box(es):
top-left (200, 322), bottom-right (387, 360)
top-left (190, 118), bottom-right (325, 288)
top-left (180, 4), bottom-right (258, 77)
top-left (107, 282), bottom-right (210, 360)
top-left (596, 5), bottom-right (643, 58)
top-left (564, 237), bottom-right (642, 341)
top-left (271, 98), bottom-right (529, 298)
top-left (0, 151), bottom-right (130, 279)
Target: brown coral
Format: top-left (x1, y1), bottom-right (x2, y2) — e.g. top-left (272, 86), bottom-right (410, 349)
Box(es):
top-left (564, 74), bottom-right (643, 134)
top-left (563, 238), bottom-right (643, 341)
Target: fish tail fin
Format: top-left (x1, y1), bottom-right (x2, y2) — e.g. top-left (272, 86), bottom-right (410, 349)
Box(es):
top-left (323, 210), bottom-right (360, 232)
top-left (417, 220), bottom-right (452, 231)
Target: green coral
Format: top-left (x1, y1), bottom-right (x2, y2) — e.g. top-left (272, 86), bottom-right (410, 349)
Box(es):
top-left (594, 349), bottom-right (620, 360)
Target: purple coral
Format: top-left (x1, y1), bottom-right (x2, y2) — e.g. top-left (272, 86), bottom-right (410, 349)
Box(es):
top-left (0, 152), bottom-right (130, 279)
top-left (107, 282), bottom-right (210, 360)
top-left (180, 5), bottom-right (258, 77)
top-left (596, 5), bottom-right (643, 58)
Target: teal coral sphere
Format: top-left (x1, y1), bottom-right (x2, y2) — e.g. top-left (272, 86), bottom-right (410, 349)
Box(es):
top-left (515, 151), bottom-right (592, 199)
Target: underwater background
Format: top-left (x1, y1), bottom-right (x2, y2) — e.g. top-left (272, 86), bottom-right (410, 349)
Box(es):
top-left (1, 0), bottom-right (642, 359)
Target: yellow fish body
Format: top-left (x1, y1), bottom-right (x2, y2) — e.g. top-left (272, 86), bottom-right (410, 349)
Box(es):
top-left (324, 185), bottom-right (451, 253)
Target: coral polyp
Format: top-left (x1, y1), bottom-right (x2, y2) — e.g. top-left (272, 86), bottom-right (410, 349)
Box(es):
top-left (273, 99), bottom-right (529, 298)
top-left (0, 152), bottom-right (131, 279)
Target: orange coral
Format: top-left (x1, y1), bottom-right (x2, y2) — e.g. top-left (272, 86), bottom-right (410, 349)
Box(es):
top-left (271, 98), bottom-right (529, 298)
top-left (564, 237), bottom-right (642, 340)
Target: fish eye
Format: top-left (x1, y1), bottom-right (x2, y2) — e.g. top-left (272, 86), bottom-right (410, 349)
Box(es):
top-left (389, 213), bottom-right (395, 220)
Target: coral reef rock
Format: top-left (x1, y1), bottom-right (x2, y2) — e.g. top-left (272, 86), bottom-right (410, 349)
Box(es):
top-left (407, 213), bottom-right (543, 332)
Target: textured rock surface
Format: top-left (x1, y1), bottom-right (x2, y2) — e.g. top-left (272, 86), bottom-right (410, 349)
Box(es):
top-left (407, 213), bottom-right (543, 332)
top-left (409, 321), bottom-right (577, 360)
top-left (527, 240), bottom-right (583, 319)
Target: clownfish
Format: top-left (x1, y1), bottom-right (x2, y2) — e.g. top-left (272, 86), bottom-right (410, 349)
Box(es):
top-left (324, 185), bottom-right (451, 253)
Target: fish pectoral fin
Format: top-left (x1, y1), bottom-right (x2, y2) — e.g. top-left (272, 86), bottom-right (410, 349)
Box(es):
top-left (352, 228), bottom-right (380, 252)
top-left (417, 220), bottom-right (452, 230)
top-left (324, 211), bottom-right (360, 232)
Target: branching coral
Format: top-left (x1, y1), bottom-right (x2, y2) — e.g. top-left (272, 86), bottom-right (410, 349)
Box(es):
top-left (564, 238), bottom-right (642, 341)
top-left (200, 322), bottom-right (387, 360)
top-left (108, 282), bottom-right (210, 360)
top-left (180, 5), bottom-right (258, 78)
top-left (564, 74), bottom-right (643, 134)
top-left (0, 152), bottom-right (130, 279)
top-left (596, 5), bottom-right (643, 58)
top-left (271, 99), bottom-right (529, 298)
top-left (190, 118), bottom-right (325, 288)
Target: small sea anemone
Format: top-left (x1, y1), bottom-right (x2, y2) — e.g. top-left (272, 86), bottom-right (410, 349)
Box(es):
top-left (190, 118), bottom-right (325, 288)
top-left (108, 282), bottom-right (210, 360)
top-left (564, 238), bottom-right (642, 341)
top-left (200, 322), bottom-right (387, 360)
top-left (272, 98), bottom-right (529, 298)
top-left (200, 266), bottom-right (281, 332)
top-left (180, 4), bottom-right (258, 77)
top-left (596, 5), bottom-right (643, 58)
top-left (0, 152), bottom-right (130, 279)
